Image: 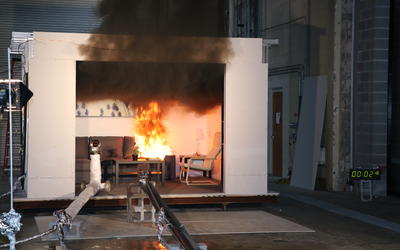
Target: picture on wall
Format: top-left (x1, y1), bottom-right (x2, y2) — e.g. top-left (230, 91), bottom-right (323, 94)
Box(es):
top-left (76, 99), bottom-right (135, 117)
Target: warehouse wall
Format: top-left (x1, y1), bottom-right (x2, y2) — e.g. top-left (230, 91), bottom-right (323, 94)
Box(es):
top-left (353, 0), bottom-right (390, 196)
top-left (0, 0), bottom-right (99, 173)
top-left (229, 0), bottom-right (335, 183)
top-left (0, 0), bottom-right (99, 78)
top-left (389, 0), bottom-right (400, 193)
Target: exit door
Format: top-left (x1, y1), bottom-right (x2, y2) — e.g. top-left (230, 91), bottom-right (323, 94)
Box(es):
top-left (272, 92), bottom-right (283, 177)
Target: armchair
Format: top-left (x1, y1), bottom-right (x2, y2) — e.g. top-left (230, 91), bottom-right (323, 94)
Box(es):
top-left (179, 132), bottom-right (222, 185)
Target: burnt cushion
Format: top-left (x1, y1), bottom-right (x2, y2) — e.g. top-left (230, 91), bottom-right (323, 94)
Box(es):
top-left (123, 136), bottom-right (136, 159)
top-left (90, 136), bottom-right (124, 159)
top-left (76, 137), bottom-right (89, 159)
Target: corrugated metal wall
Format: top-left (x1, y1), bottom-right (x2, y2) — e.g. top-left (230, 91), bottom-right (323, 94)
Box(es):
top-left (0, 0), bottom-right (100, 170)
top-left (0, 0), bottom-right (99, 78)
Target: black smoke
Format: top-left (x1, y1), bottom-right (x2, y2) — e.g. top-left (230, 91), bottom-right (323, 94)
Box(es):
top-left (76, 61), bottom-right (224, 113)
top-left (77, 0), bottom-right (232, 113)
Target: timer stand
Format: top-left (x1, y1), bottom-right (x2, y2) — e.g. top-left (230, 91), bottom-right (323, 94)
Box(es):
top-left (360, 180), bottom-right (372, 202)
top-left (349, 167), bottom-right (381, 202)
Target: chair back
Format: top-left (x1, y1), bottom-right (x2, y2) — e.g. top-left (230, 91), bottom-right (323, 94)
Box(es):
top-left (204, 132), bottom-right (222, 170)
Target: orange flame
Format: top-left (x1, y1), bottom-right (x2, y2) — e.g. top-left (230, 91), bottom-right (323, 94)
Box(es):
top-left (135, 102), bottom-right (172, 159)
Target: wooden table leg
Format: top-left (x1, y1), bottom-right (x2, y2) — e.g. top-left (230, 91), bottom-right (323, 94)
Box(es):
top-left (162, 162), bottom-right (165, 184)
top-left (157, 163), bottom-right (161, 183)
top-left (112, 163), bottom-right (116, 184)
top-left (116, 162), bottom-right (120, 185)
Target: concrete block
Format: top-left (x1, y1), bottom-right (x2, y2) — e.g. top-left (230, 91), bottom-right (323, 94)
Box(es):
top-left (371, 156), bottom-right (387, 166)
top-left (373, 61), bottom-right (388, 71)
top-left (372, 145), bottom-right (387, 155)
top-left (375, 0), bottom-right (390, 7)
top-left (373, 38), bottom-right (390, 49)
top-left (373, 6), bottom-right (390, 18)
top-left (373, 28), bottom-right (389, 39)
top-left (371, 104), bottom-right (388, 113)
top-left (374, 18), bottom-right (390, 28)
top-left (372, 71), bottom-right (388, 82)
top-left (371, 134), bottom-right (388, 145)
top-left (372, 82), bottom-right (387, 92)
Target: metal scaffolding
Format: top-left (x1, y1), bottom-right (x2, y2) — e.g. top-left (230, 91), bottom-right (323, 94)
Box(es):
top-left (0, 48), bottom-right (23, 248)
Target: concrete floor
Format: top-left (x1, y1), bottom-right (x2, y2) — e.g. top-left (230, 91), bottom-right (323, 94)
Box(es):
top-left (34, 210), bottom-right (312, 241)
top-left (2, 176), bottom-right (400, 249)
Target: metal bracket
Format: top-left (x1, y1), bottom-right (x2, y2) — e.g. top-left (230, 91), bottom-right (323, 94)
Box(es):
top-left (53, 209), bottom-right (72, 249)
top-left (0, 209), bottom-right (22, 250)
top-left (360, 180), bottom-right (373, 202)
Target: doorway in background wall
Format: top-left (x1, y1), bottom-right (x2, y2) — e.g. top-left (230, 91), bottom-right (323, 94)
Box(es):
top-left (272, 91), bottom-right (283, 177)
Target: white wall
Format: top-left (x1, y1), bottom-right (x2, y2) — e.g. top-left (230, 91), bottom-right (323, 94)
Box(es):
top-left (26, 32), bottom-right (89, 199)
top-left (163, 104), bottom-right (222, 180)
top-left (163, 105), bottom-right (221, 154)
top-left (76, 117), bottom-right (134, 136)
top-left (27, 58), bottom-right (76, 199)
top-left (224, 59), bottom-right (268, 195)
top-left (26, 32), bottom-right (268, 198)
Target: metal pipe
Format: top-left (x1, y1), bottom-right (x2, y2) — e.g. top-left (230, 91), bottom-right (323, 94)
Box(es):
top-left (259, 16), bottom-right (306, 32)
top-left (138, 174), bottom-right (200, 250)
top-left (147, 183), bottom-right (197, 249)
top-left (65, 154), bottom-right (108, 220)
top-left (0, 225), bottom-right (56, 248)
top-left (0, 80), bottom-right (22, 83)
top-left (0, 175), bottom-right (25, 199)
top-left (350, 0), bottom-right (356, 172)
top-left (64, 184), bottom-right (100, 220)
top-left (1, 154), bottom-right (106, 249)
top-left (0, 52), bottom-right (23, 250)
top-left (7, 47), bottom-right (13, 211)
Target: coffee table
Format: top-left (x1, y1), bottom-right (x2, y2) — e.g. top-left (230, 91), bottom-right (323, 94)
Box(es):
top-left (113, 159), bottom-right (165, 184)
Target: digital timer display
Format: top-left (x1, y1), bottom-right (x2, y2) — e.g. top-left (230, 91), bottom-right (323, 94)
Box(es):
top-left (349, 169), bottom-right (380, 180)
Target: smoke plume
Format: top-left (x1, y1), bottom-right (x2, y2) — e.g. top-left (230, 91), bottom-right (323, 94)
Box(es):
top-left (76, 61), bottom-right (224, 113)
top-left (78, 0), bottom-right (232, 113)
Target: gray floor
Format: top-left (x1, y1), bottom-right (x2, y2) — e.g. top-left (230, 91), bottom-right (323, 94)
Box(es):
top-left (35, 210), bottom-right (312, 240)
top-left (284, 193), bottom-right (400, 233)
top-left (2, 177), bottom-right (400, 249)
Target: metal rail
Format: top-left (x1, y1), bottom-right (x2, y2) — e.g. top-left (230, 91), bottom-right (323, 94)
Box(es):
top-left (138, 172), bottom-right (200, 250)
top-left (7, 48), bottom-right (14, 212)
top-left (0, 175), bottom-right (25, 199)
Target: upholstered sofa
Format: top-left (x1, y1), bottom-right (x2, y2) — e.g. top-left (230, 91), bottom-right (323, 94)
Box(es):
top-left (75, 136), bottom-right (135, 185)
